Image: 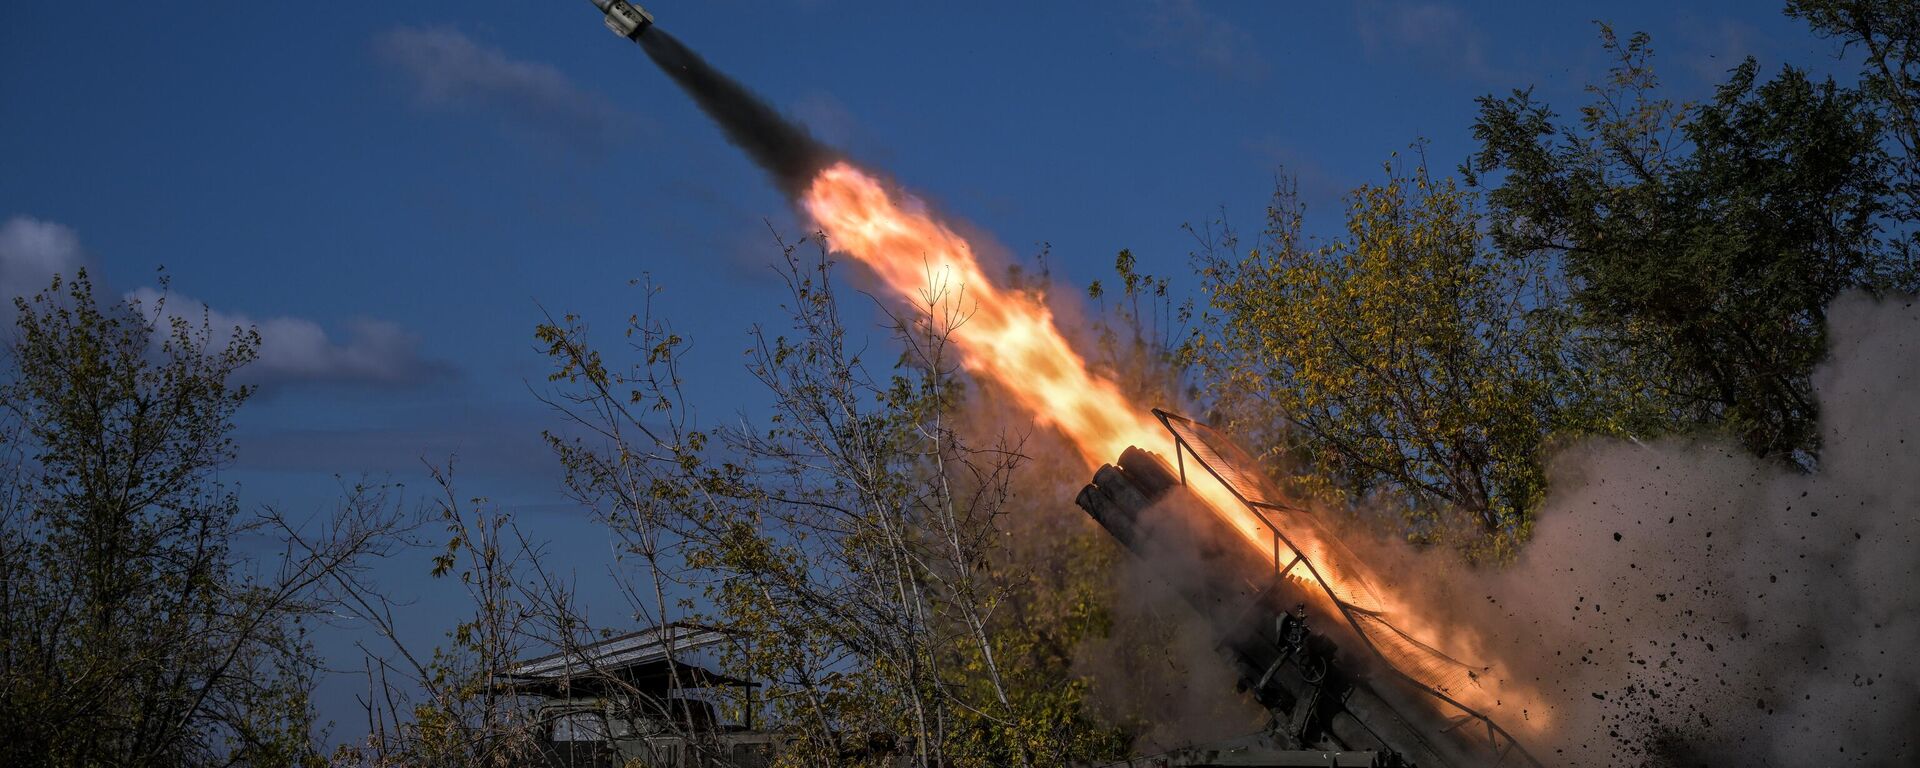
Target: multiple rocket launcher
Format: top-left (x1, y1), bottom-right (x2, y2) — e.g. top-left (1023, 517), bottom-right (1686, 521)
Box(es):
top-left (1077, 436), bottom-right (1539, 767)
top-left (587, 4), bottom-right (1546, 765)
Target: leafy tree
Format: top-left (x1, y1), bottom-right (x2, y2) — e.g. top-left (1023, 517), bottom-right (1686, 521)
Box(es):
top-left (533, 241), bottom-right (1129, 767)
top-left (1180, 161), bottom-right (1587, 557)
top-left (1, 272), bottom-right (409, 768)
top-left (1790, 0), bottom-right (1920, 227)
top-left (1466, 26), bottom-right (1902, 466)
top-left (0, 272), bottom-right (316, 767)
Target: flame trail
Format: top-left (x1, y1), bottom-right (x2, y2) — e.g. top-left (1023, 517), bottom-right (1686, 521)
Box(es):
top-left (801, 163), bottom-right (1285, 589)
top-left (802, 163), bottom-right (1551, 733)
top-left (631, 24), bottom-right (1546, 733)
top-left (802, 163), bottom-right (1546, 729)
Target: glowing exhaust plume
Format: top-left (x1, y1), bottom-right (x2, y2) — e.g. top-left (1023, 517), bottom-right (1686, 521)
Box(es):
top-left (802, 161), bottom-right (1323, 581)
top-left (802, 161), bottom-right (1544, 729)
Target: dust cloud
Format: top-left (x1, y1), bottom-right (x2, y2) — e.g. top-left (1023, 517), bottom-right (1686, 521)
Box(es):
top-left (1359, 292), bottom-right (1918, 767)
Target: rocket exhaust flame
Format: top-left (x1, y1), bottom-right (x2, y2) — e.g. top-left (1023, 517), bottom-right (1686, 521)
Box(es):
top-left (629, 14), bottom-right (1547, 755)
top-left (800, 165), bottom-right (1544, 730)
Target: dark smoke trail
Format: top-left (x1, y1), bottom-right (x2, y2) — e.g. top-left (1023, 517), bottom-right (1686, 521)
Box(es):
top-left (637, 28), bottom-right (836, 198)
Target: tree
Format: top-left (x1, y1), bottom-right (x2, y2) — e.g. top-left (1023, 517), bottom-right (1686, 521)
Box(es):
top-left (1790, 0), bottom-right (1920, 229)
top-left (1086, 246), bottom-right (1189, 400)
top-left (533, 239), bottom-right (1129, 767)
top-left (1181, 161), bottom-right (1586, 558)
top-left (316, 465), bottom-right (550, 768)
top-left (0, 271), bottom-right (401, 768)
top-left (1466, 26), bottom-right (1901, 466)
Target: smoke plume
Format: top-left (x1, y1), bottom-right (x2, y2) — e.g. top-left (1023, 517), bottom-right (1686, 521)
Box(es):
top-left (1074, 490), bottom-right (1277, 754)
top-left (1356, 292), bottom-right (1919, 767)
top-left (637, 29), bottom-right (836, 198)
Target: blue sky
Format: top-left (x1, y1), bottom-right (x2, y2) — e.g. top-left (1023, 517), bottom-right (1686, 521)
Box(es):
top-left (0, 0), bottom-right (1850, 743)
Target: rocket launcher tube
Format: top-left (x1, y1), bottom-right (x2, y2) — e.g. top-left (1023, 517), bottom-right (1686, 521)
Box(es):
top-left (1078, 447), bottom-right (1537, 767)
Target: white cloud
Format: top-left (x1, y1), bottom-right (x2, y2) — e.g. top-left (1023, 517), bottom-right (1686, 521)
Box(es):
top-left (0, 215), bottom-right (90, 305)
top-left (4, 214), bottom-right (447, 389)
top-left (125, 287), bottom-right (451, 388)
top-left (377, 25), bottom-right (632, 149)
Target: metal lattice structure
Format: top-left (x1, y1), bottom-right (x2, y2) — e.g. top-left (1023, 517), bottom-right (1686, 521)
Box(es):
top-left (1158, 412), bottom-right (1294, 511)
top-left (1150, 409), bottom-right (1541, 768)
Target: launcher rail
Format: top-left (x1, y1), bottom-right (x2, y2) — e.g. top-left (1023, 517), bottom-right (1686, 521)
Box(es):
top-left (1075, 410), bottom-right (1545, 768)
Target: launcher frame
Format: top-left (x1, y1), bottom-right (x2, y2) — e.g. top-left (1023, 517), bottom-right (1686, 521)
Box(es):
top-left (1151, 408), bottom-right (1543, 768)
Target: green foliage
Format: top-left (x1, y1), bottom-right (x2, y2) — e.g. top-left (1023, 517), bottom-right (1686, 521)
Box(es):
top-left (1790, 0), bottom-right (1920, 228)
top-left (0, 271), bottom-right (322, 767)
top-left (1163, 17), bottom-right (1917, 561)
top-left (1467, 24), bottom-right (1904, 466)
top-left (1086, 247), bottom-right (1190, 402)
top-left (535, 245), bottom-right (1131, 767)
top-left (1179, 161), bottom-right (1589, 558)
top-left (357, 468), bottom-right (542, 768)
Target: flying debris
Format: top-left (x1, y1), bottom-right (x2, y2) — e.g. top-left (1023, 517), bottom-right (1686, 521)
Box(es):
top-left (592, 0), bottom-right (654, 41)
